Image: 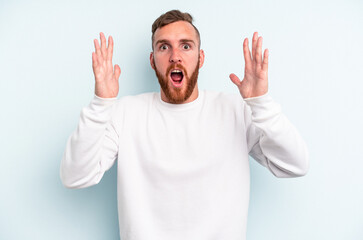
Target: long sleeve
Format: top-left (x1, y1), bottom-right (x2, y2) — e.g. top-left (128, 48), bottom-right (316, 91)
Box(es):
top-left (60, 95), bottom-right (119, 188)
top-left (244, 93), bottom-right (309, 178)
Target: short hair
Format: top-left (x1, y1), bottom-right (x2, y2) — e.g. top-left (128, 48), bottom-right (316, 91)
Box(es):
top-left (151, 10), bottom-right (201, 50)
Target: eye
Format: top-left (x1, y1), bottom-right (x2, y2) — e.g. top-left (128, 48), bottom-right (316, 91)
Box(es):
top-left (182, 44), bottom-right (191, 50)
top-left (160, 44), bottom-right (168, 50)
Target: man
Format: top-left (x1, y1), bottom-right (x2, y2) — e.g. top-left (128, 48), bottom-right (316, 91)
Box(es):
top-left (61, 10), bottom-right (309, 240)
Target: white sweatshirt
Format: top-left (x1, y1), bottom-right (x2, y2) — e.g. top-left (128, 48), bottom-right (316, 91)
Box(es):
top-left (60, 90), bottom-right (309, 240)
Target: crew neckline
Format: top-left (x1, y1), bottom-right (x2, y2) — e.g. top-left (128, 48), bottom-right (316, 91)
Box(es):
top-left (155, 90), bottom-right (205, 111)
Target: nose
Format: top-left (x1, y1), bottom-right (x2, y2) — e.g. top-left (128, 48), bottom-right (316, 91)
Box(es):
top-left (169, 49), bottom-right (181, 63)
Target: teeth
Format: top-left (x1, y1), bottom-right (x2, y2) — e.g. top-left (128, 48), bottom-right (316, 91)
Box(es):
top-left (171, 70), bottom-right (182, 73)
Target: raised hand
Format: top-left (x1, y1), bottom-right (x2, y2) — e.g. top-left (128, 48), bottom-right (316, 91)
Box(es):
top-left (229, 32), bottom-right (269, 99)
top-left (92, 32), bottom-right (121, 98)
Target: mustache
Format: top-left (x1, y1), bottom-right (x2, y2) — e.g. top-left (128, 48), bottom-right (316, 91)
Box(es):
top-left (165, 63), bottom-right (187, 77)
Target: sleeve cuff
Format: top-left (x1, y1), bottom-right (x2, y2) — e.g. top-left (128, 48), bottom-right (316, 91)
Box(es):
top-left (243, 92), bottom-right (269, 102)
top-left (85, 95), bottom-right (118, 115)
top-left (92, 94), bottom-right (118, 106)
top-left (243, 92), bottom-right (282, 123)
top-left (94, 94), bottom-right (118, 100)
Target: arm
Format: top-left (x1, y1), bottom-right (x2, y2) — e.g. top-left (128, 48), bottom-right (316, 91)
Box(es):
top-left (243, 93), bottom-right (309, 177)
top-left (230, 32), bottom-right (309, 177)
top-left (60, 96), bottom-right (119, 188)
top-left (60, 33), bottom-right (121, 188)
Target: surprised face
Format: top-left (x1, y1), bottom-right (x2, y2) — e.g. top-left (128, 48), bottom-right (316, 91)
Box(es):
top-left (150, 21), bottom-right (204, 104)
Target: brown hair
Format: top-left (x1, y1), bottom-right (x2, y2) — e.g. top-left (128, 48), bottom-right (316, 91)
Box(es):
top-left (151, 10), bottom-right (201, 50)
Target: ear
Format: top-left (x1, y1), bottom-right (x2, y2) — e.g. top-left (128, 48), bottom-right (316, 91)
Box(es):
top-left (198, 49), bottom-right (205, 69)
top-left (150, 52), bottom-right (155, 70)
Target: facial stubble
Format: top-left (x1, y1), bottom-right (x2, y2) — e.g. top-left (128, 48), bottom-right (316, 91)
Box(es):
top-left (153, 57), bottom-right (200, 104)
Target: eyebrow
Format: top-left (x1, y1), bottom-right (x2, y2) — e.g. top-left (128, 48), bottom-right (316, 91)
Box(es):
top-left (155, 39), bottom-right (196, 47)
top-left (180, 39), bottom-right (196, 46)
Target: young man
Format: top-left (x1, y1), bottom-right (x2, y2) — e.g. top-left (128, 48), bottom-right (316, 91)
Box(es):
top-left (61, 10), bottom-right (309, 240)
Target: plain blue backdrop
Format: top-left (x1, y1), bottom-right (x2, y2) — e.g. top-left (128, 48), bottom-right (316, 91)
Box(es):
top-left (0, 0), bottom-right (362, 239)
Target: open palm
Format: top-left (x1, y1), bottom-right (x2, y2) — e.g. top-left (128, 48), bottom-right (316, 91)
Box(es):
top-left (92, 32), bottom-right (121, 98)
top-left (230, 32), bottom-right (268, 99)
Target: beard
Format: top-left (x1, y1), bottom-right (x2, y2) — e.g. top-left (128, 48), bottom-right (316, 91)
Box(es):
top-left (153, 58), bottom-right (200, 104)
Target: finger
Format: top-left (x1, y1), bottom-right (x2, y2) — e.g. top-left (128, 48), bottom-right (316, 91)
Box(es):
top-left (251, 32), bottom-right (258, 61)
top-left (243, 38), bottom-right (252, 68)
top-left (229, 73), bottom-right (241, 87)
top-left (92, 52), bottom-right (98, 69)
top-left (94, 39), bottom-right (102, 60)
top-left (255, 36), bottom-right (263, 65)
top-left (114, 64), bottom-right (121, 80)
top-left (107, 36), bottom-right (113, 61)
top-left (262, 49), bottom-right (269, 71)
top-left (100, 32), bottom-right (107, 58)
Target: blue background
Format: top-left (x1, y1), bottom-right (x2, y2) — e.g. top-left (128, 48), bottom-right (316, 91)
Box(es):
top-left (0, 0), bottom-right (362, 239)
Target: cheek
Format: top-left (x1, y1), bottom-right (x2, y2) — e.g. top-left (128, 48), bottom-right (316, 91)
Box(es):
top-left (187, 51), bottom-right (200, 62)
top-left (153, 55), bottom-right (168, 70)
top-left (186, 55), bottom-right (200, 69)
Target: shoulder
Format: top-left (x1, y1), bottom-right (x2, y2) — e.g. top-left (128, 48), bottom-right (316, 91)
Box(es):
top-left (109, 92), bottom-right (156, 127)
top-left (118, 92), bottom-right (155, 104)
top-left (114, 92), bottom-right (156, 108)
top-left (200, 90), bottom-right (247, 124)
top-left (203, 90), bottom-right (244, 108)
top-left (109, 92), bottom-right (156, 120)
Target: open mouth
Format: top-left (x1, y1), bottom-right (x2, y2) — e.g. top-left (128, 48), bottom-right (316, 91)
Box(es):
top-left (170, 69), bottom-right (184, 87)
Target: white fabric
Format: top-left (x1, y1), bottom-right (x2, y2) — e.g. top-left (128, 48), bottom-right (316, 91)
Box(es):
top-left (60, 90), bottom-right (309, 240)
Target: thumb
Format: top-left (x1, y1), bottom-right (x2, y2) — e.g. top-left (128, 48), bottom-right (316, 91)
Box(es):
top-left (114, 64), bottom-right (121, 80)
top-left (229, 73), bottom-right (241, 87)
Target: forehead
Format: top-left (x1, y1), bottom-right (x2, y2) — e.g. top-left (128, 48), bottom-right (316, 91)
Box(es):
top-left (153, 21), bottom-right (198, 45)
